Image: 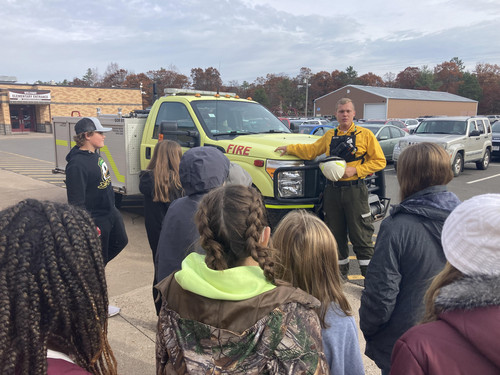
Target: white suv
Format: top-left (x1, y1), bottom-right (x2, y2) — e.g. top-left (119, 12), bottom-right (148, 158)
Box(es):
top-left (393, 116), bottom-right (492, 177)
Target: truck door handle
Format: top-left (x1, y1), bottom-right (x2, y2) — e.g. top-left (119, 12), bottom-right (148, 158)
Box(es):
top-left (146, 147), bottom-right (151, 159)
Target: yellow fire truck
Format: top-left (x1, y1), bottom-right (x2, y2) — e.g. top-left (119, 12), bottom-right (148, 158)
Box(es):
top-left (53, 88), bottom-right (388, 225)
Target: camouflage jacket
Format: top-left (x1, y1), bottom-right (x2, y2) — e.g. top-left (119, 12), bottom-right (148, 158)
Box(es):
top-left (156, 275), bottom-right (329, 375)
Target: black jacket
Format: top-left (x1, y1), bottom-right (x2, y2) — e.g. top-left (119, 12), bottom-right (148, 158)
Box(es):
top-left (359, 186), bottom-right (461, 371)
top-left (139, 170), bottom-right (183, 253)
top-left (155, 147), bottom-right (230, 283)
top-left (65, 146), bottom-right (114, 218)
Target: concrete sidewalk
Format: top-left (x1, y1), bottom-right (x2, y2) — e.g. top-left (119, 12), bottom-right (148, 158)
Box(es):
top-left (0, 168), bottom-right (379, 374)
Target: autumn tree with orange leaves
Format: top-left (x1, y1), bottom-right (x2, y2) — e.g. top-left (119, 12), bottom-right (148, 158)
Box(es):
top-left (434, 61), bottom-right (463, 94)
top-left (64, 57), bottom-right (500, 114)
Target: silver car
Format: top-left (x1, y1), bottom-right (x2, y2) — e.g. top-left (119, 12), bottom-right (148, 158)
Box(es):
top-left (393, 116), bottom-right (492, 176)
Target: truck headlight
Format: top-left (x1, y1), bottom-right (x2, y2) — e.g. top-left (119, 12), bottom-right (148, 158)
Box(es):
top-left (276, 170), bottom-right (304, 198)
top-left (266, 160), bottom-right (305, 198)
top-left (434, 142), bottom-right (453, 157)
top-left (437, 142), bottom-right (449, 151)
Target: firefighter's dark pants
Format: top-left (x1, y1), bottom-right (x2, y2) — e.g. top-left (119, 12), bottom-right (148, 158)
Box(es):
top-left (323, 180), bottom-right (374, 277)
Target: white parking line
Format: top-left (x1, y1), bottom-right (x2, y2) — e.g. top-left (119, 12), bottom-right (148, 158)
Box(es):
top-left (467, 173), bottom-right (500, 184)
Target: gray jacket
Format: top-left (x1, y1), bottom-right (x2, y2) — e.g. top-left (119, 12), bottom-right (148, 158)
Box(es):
top-left (155, 147), bottom-right (230, 283)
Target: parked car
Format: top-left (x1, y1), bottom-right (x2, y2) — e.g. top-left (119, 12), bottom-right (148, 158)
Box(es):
top-left (362, 124), bottom-right (408, 161)
top-left (326, 120), bottom-right (339, 127)
top-left (363, 119), bottom-right (409, 133)
top-left (300, 119), bottom-right (330, 126)
top-left (492, 121), bottom-right (500, 158)
top-left (399, 118), bottom-right (420, 130)
top-left (289, 118), bottom-right (308, 133)
top-left (486, 115), bottom-right (500, 124)
top-left (278, 117), bottom-right (291, 128)
top-left (393, 116), bottom-right (492, 176)
top-left (298, 124), bottom-right (334, 136)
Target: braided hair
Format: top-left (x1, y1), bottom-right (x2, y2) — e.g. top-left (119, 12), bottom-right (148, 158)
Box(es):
top-left (0, 199), bottom-right (117, 375)
top-left (194, 185), bottom-right (275, 282)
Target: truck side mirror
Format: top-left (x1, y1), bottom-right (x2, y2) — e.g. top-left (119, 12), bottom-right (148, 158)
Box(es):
top-left (159, 121), bottom-right (200, 148)
top-left (159, 121), bottom-right (178, 133)
top-left (469, 129), bottom-right (480, 137)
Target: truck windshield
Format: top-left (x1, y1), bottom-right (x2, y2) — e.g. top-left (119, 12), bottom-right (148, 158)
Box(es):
top-left (415, 120), bottom-right (467, 135)
top-left (192, 100), bottom-right (290, 138)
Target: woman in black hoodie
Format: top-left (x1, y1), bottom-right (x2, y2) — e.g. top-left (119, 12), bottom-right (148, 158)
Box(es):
top-left (139, 140), bottom-right (183, 312)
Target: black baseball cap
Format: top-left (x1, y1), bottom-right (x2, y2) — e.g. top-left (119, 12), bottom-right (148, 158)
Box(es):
top-left (74, 117), bottom-right (112, 134)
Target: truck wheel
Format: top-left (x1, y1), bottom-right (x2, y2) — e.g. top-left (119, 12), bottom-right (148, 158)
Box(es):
top-left (393, 161), bottom-right (397, 172)
top-left (476, 149), bottom-right (490, 170)
top-left (452, 153), bottom-right (463, 177)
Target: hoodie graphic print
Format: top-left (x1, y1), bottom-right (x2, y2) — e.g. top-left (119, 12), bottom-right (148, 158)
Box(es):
top-left (65, 146), bottom-right (114, 217)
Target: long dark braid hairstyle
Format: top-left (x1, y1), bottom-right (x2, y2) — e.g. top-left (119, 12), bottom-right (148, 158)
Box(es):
top-left (194, 185), bottom-right (275, 283)
top-left (0, 199), bottom-right (117, 375)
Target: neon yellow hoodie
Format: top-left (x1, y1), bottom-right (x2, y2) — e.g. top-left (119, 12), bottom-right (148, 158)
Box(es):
top-left (174, 252), bottom-right (276, 301)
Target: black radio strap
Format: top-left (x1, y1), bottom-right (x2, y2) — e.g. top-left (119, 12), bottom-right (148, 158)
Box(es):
top-left (332, 126), bottom-right (366, 163)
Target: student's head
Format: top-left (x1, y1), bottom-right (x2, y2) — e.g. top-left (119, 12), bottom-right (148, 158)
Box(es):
top-left (422, 194), bottom-right (500, 323)
top-left (397, 142), bottom-right (453, 201)
top-left (73, 117), bottom-right (112, 149)
top-left (194, 185), bottom-right (274, 282)
top-left (179, 147), bottom-right (230, 196)
top-left (0, 199), bottom-right (117, 375)
top-left (272, 210), bottom-right (351, 327)
top-left (147, 140), bottom-right (182, 171)
top-left (147, 140), bottom-right (183, 202)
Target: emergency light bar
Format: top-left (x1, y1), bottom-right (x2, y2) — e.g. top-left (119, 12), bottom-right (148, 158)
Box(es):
top-left (164, 88), bottom-right (237, 97)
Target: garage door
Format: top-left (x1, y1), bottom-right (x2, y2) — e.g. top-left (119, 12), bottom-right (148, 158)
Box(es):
top-left (364, 103), bottom-right (387, 120)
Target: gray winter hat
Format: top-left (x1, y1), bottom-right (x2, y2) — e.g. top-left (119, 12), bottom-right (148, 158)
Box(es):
top-left (75, 117), bottom-right (112, 134)
top-left (227, 163), bottom-right (252, 187)
top-left (441, 194), bottom-right (500, 276)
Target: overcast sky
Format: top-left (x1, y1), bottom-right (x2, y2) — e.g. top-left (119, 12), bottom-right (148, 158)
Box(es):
top-left (2, 0), bottom-right (500, 85)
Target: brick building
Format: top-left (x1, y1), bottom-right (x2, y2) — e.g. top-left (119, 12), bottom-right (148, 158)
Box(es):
top-left (313, 85), bottom-right (478, 119)
top-left (0, 80), bottom-right (143, 134)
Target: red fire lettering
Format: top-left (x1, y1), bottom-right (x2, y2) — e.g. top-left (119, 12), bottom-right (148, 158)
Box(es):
top-left (236, 145), bottom-right (245, 154)
top-left (227, 144), bottom-right (234, 153)
top-left (243, 146), bottom-right (251, 156)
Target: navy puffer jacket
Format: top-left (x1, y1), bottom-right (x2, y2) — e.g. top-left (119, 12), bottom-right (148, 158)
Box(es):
top-left (359, 185), bottom-right (461, 372)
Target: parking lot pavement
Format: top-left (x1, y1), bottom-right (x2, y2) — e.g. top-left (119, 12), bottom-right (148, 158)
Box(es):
top-left (0, 168), bottom-right (379, 375)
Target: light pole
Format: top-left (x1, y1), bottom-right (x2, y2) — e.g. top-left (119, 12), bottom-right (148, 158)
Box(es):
top-left (297, 77), bottom-right (311, 118)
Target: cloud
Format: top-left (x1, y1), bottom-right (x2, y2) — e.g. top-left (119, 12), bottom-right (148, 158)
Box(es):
top-left (1, 0), bottom-right (499, 85)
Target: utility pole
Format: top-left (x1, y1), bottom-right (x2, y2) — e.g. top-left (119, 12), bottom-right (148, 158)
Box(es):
top-left (297, 76), bottom-right (311, 117)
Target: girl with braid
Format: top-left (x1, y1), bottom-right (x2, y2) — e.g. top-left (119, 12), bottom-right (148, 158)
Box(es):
top-left (155, 185), bottom-right (328, 375)
top-left (0, 199), bottom-right (117, 375)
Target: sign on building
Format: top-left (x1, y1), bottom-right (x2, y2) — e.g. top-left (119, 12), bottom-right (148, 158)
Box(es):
top-left (9, 89), bottom-right (51, 104)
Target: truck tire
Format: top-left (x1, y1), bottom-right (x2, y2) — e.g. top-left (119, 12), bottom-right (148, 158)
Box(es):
top-left (393, 161), bottom-right (397, 172)
top-left (452, 153), bottom-right (463, 177)
top-left (476, 149), bottom-right (490, 170)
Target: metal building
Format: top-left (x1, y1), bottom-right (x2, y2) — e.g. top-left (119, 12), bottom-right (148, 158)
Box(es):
top-left (313, 85), bottom-right (478, 120)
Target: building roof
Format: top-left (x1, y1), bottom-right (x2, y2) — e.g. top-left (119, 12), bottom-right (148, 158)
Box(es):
top-left (0, 76), bottom-right (17, 83)
top-left (316, 85), bottom-right (477, 103)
